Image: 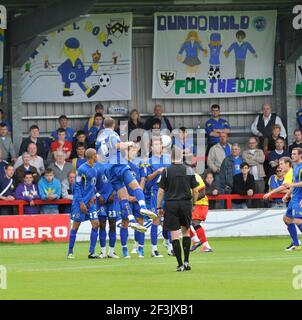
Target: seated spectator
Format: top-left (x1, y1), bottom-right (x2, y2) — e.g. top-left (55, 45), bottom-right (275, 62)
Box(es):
top-left (87, 112), bottom-right (104, 147)
top-left (0, 123), bottom-right (16, 162)
top-left (144, 104), bottom-right (172, 132)
top-left (0, 148), bottom-right (8, 177)
top-left (0, 108), bottom-right (12, 133)
top-left (205, 104), bottom-right (230, 162)
top-left (263, 124), bottom-right (282, 158)
top-left (49, 115), bottom-right (75, 145)
top-left (14, 152), bottom-right (40, 186)
top-left (70, 130), bottom-right (89, 159)
top-left (267, 137), bottom-right (290, 177)
top-left (18, 125), bottom-right (47, 160)
top-left (203, 170), bottom-right (219, 210)
top-left (83, 103), bottom-right (105, 134)
top-left (50, 128), bottom-right (72, 160)
top-left (0, 163), bottom-right (16, 215)
top-left (14, 143), bottom-right (45, 175)
top-left (267, 166), bottom-right (286, 208)
top-left (38, 168), bottom-right (61, 214)
top-left (173, 127), bottom-right (196, 164)
top-left (71, 142), bottom-right (86, 170)
top-left (48, 151), bottom-right (74, 183)
top-left (289, 129), bottom-right (302, 155)
top-left (141, 118), bottom-right (161, 159)
top-left (61, 171), bottom-right (76, 213)
top-left (232, 162), bottom-right (255, 209)
top-left (251, 102), bottom-right (287, 149)
top-left (220, 144), bottom-right (242, 194)
top-left (128, 109), bottom-right (144, 138)
top-left (15, 172), bottom-right (40, 214)
top-left (242, 136), bottom-right (266, 207)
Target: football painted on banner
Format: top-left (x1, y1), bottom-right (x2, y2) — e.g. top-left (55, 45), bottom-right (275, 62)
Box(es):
top-left (161, 135), bottom-right (172, 148)
top-left (208, 68), bottom-right (221, 80)
top-left (99, 73), bottom-right (111, 87)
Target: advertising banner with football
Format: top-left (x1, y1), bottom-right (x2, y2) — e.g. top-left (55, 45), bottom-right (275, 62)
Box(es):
top-left (152, 11), bottom-right (276, 99)
top-left (21, 13), bottom-right (132, 102)
top-left (0, 214), bottom-right (70, 243)
top-left (296, 55), bottom-right (302, 96)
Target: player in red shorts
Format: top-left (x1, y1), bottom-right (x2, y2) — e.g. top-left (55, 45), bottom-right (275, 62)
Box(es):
top-left (190, 173), bottom-right (213, 252)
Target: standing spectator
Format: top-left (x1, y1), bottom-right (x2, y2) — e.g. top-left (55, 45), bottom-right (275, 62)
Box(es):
top-left (18, 125), bottom-right (47, 160)
top-left (48, 151), bottom-right (74, 183)
top-left (50, 128), bottom-right (72, 160)
top-left (220, 144), bottom-right (242, 194)
top-left (83, 103), bottom-right (105, 134)
top-left (232, 162), bottom-right (255, 209)
top-left (141, 118), bottom-right (161, 159)
top-left (289, 129), bottom-right (302, 155)
top-left (205, 104), bottom-right (230, 162)
top-left (144, 104), bottom-right (172, 132)
top-left (14, 152), bottom-right (40, 186)
top-left (267, 137), bottom-right (290, 177)
top-left (174, 127), bottom-right (196, 164)
top-left (128, 109), bottom-right (144, 138)
top-left (87, 113), bottom-right (104, 146)
top-left (38, 168), bottom-right (61, 214)
top-left (0, 163), bottom-right (15, 215)
top-left (14, 143), bottom-right (45, 175)
top-left (50, 115), bottom-right (75, 144)
top-left (263, 124), bottom-right (282, 158)
top-left (70, 130), bottom-right (89, 159)
top-left (242, 137), bottom-right (266, 206)
top-left (0, 123), bottom-right (16, 162)
top-left (15, 172), bottom-right (40, 214)
top-left (61, 171), bottom-right (76, 214)
top-left (0, 148), bottom-right (8, 177)
top-left (203, 170), bottom-right (219, 209)
top-left (71, 142), bottom-right (86, 170)
top-left (0, 109), bottom-right (12, 133)
top-left (251, 102), bottom-right (286, 149)
top-left (267, 166), bottom-right (286, 208)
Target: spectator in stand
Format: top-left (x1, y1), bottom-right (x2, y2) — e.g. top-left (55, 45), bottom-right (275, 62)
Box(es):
top-left (0, 108), bottom-right (12, 133)
top-left (50, 128), bottom-right (72, 160)
top-left (14, 143), bottom-right (45, 175)
top-left (15, 172), bottom-right (40, 214)
top-left (242, 137), bottom-right (266, 207)
top-left (266, 166), bottom-right (286, 208)
top-left (38, 168), bottom-right (61, 214)
top-left (0, 148), bottom-right (8, 177)
top-left (71, 142), bottom-right (86, 170)
top-left (144, 104), bottom-right (172, 133)
top-left (263, 124), bottom-right (282, 158)
top-left (232, 162), bottom-right (255, 209)
top-left (48, 151), bottom-right (73, 183)
top-left (18, 125), bottom-right (47, 160)
top-left (203, 170), bottom-right (219, 210)
top-left (87, 112), bottom-right (104, 147)
top-left (296, 107), bottom-right (302, 130)
top-left (14, 152), bottom-right (40, 186)
top-left (251, 102), bottom-right (286, 149)
top-left (61, 171), bottom-right (76, 213)
top-left (174, 127), bottom-right (196, 164)
top-left (205, 104), bottom-right (230, 164)
top-left (220, 144), bottom-right (242, 194)
top-left (289, 129), bottom-right (302, 155)
top-left (128, 109), bottom-right (144, 139)
top-left (70, 130), bottom-right (89, 159)
top-left (267, 137), bottom-right (290, 178)
top-left (0, 163), bottom-right (16, 215)
top-left (0, 123), bottom-right (16, 162)
top-left (141, 118), bottom-right (162, 159)
top-left (83, 103), bottom-right (105, 134)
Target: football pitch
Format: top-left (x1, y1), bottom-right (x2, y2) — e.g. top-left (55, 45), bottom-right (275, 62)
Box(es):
top-left (1, 237), bottom-right (302, 300)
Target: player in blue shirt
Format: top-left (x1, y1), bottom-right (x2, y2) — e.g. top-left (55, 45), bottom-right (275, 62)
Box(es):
top-left (96, 117), bottom-right (157, 233)
top-left (282, 147), bottom-right (302, 251)
top-left (67, 148), bottom-right (99, 259)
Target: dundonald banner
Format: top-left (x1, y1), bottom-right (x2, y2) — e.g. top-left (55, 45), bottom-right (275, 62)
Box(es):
top-left (152, 11), bottom-right (277, 99)
top-left (21, 13), bottom-right (132, 103)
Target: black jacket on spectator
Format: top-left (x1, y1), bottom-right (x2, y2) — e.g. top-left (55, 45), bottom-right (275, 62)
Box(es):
top-left (128, 120), bottom-right (144, 135)
top-left (70, 140), bottom-right (90, 159)
top-left (14, 164), bottom-right (40, 186)
top-left (19, 137), bottom-right (47, 160)
top-left (144, 116), bottom-right (173, 132)
top-left (232, 173), bottom-right (255, 204)
top-left (289, 142), bottom-right (302, 155)
top-left (204, 180), bottom-right (219, 209)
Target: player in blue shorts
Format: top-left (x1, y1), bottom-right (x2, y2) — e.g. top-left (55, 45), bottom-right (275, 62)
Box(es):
top-left (67, 148), bottom-right (99, 259)
top-left (96, 117), bottom-right (157, 234)
top-left (282, 147), bottom-right (302, 251)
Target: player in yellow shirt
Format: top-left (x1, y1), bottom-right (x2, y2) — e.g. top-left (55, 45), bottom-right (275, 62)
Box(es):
top-left (189, 173), bottom-right (213, 252)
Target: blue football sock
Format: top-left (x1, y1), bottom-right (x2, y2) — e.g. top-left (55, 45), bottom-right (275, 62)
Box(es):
top-left (138, 231), bottom-right (145, 246)
top-left (134, 230), bottom-right (139, 242)
top-left (167, 230), bottom-right (172, 244)
top-left (120, 199), bottom-right (133, 219)
top-left (151, 224), bottom-right (158, 246)
top-left (133, 188), bottom-right (147, 210)
top-left (297, 223), bottom-right (302, 234)
top-left (99, 228), bottom-right (107, 248)
top-left (68, 229), bottom-right (77, 254)
top-left (287, 223), bottom-right (300, 246)
top-left (162, 229), bottom-right (168, 240)
top-left (109, 230), bottom-right (116, 248)
top-left (89, 228), bottom-right (98, 254)
top-left (120, 227), bottom-right (128, 247)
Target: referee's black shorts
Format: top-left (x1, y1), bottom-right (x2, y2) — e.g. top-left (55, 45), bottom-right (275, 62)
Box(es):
top-left (163, 200), bottom-right (192, 231)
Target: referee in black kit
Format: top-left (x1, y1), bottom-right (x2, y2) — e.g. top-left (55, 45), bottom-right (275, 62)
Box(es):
top-left (157, 147), bottom-right (199, 272)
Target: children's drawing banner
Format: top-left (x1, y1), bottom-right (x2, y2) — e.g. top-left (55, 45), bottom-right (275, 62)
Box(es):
top-left (152, 11), bottom-right (276, 99)
top-left (21, 13), bottom-right (132, 102)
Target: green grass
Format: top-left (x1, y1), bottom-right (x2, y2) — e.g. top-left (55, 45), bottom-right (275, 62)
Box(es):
top-left (1, 237), bottom-right (302, 300)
